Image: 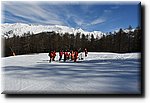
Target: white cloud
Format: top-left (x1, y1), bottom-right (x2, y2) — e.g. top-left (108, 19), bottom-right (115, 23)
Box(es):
top-left (91, 17), bottom-right (106, 25)
top-left (2, 1), bottom-right (111, 29)
top-left (2, 2), bottom-right (66, 25)
top-left (73, 17), bottom-right (84, 26)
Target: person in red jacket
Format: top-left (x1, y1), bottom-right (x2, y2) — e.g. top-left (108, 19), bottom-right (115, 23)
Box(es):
top-left (74, 50), bottom-right (78, 62)
top-left (53, 50), bottom-right (56, 61)
top-left (71, 50), bottom-right (74, 61)
top-left (69, 50), bottom-right (72, 60)
top-left (49, 50), bottom-right (53, 63)
top-left (59, 50), bottom-right (63, 61)
top-left (66, 51), bottom-right (69, 60)
top-left (64, 50), bottom-right (67, 62)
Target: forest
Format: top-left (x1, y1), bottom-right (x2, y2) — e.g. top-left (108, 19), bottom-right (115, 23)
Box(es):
top-left (3, 26), bottom-right (142, 57)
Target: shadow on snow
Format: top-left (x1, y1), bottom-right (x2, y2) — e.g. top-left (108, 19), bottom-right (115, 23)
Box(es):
top-left (4, 58), bottom-right (140, 80)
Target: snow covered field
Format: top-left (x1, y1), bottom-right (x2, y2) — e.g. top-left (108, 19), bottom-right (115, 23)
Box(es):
top-left (1, 52), bottom-right (141, 94)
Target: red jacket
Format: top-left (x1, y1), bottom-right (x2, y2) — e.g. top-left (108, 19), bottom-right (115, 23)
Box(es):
top-left (66, 52), bottom-right (69, 57)
top-left (74, 51), bottom-right (78, 58)
top-left (59, 51), bottom-right (63, 56)
top-left (53, 51), bottom-right (56, 57)
top-left (50, 52), bottom-right (53, 58)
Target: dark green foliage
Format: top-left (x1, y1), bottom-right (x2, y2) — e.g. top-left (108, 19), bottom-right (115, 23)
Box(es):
top-left (3, 26), bottom-right (142, 57)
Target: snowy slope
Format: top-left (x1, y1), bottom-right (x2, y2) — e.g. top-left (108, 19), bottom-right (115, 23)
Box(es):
top-left (1, 23), bottom-right (105, 38)
top-left (2, 52), bottom-right (141, 94)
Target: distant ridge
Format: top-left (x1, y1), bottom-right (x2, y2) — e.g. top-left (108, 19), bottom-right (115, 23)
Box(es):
top-left (1, 23), bottom-right (105, 38)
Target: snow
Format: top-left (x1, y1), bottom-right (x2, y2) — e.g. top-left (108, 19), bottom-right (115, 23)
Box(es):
top-left (1, 52), bottom-right (141, 94)
top-left (1, 23), bottom-right (105, 38)
top-left (113, 28), bottom-right (135, 34)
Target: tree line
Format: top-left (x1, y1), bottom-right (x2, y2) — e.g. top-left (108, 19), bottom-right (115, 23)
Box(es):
top-left (3, 26), bottom-right (141, 57)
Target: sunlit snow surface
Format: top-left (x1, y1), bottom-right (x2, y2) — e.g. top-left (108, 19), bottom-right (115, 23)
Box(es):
top-left (2, 52), bottom-right (141, 94)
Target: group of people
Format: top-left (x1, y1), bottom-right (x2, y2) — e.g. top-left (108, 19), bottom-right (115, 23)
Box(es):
top-left (48, 48), bottom-right (88, 63)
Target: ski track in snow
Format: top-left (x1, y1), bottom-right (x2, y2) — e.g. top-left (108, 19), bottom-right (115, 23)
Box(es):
top-left (2, 52), bottom-right (141, 94)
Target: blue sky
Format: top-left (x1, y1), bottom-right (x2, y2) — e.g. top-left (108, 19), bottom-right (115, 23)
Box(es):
top-left (2, 1), bottom-right (140, 32)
